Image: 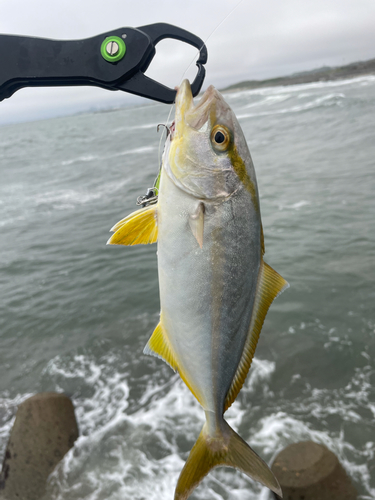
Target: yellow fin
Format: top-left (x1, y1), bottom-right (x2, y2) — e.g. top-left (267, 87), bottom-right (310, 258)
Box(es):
top-left (224, 260), bottom-right (289, 411)
top-left (143, 321), bottom-right (178, 372)
top-left (261, 223), bottom-right (265, 255)
top-left (144, 318), bottom-right (204, 406)
top-left (107, 205), bottom-right (158, 246)
top-left (174, 419), bottom-right (282, 500)
top-left (188, 202), bottom-right (205, 248)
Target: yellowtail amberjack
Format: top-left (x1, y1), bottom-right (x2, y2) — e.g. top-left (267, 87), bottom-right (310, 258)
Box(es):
top-left (108, 80), bottom-right (288, 499)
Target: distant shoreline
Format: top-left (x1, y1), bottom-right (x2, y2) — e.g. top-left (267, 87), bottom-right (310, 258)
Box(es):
top-left (221, 57), bottom-right (375, 92)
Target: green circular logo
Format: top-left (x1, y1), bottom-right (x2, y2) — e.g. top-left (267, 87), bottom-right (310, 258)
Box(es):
top-left (100, 36), bottom-right (126, 63)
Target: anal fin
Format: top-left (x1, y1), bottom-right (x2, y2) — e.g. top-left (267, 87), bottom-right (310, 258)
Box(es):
top-left (144, 318), bottom-right (204, 406)
top-left (143, 320), bottom-right (178, 372)
top-left (224, 260), bottom-right (289, 411)
top-left (107, 204), bottom-right (158, 246)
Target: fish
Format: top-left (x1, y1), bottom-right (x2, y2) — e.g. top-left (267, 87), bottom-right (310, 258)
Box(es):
top-left (108, 79), bottom-right (289, 499)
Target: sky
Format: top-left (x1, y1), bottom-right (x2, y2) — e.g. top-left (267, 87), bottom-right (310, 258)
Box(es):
top-left (1, 0), bottom-right (375, 124)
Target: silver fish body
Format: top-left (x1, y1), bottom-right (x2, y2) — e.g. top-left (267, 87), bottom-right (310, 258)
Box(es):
top-left (108, 80), bottom-right (288, 500)
top-left (157, 161), bottom-right (261, 418)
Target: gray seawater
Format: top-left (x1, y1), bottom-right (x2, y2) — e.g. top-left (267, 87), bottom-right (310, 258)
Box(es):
top-left (1, 75), bottom-right (375, 499)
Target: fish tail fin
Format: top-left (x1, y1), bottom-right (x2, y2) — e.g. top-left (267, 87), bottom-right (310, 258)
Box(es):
top-left (174, 419), bottom-right (282, 500)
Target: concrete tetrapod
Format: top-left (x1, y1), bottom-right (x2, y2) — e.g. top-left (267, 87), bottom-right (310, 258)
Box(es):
top-left (0, 392), bottom-right (78, 500)
top-left (271, 441), bottom-right (357, 500)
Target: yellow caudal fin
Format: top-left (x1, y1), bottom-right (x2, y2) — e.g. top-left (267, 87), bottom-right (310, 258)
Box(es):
top-left (107, 205), bottom-right (158, 245)
top-left (174, 419), bottom-right (282, 500)
top-left (143, 321), bottom-right (178, 372)
top-left (225, 260), bottom-right (289, 411)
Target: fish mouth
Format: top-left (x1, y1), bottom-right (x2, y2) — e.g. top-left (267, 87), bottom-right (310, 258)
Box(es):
top-left (172, 79), bottom-right (219, 138)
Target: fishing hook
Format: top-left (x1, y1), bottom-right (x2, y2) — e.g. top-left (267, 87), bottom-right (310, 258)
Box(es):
top-left (157, 123), bottom-right (171, 137)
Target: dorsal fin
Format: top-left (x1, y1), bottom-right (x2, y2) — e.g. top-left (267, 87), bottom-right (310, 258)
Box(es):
top-left (224, 260), bottom-right (289, 411)
top-left (143, 320), bottom-right (178, 372)
top-left (107, 204), bottom-right (158, 246)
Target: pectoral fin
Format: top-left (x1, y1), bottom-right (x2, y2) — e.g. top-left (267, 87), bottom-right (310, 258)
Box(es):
top-left (189, 202), bottom-right (205, 248)
top-left (225, 260), bottom-right (289, 411)
top-left (107, 205), bottom-right (158, 245)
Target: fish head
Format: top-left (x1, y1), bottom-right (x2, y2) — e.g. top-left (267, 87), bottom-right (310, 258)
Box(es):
top-left (164, 79), bottom-right (258, 203)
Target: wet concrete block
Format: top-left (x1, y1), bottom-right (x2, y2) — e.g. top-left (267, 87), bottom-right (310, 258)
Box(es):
top-left (0, 392), bottom-right (78, 500)
top-left (271, 441), bottom-right (357, 500)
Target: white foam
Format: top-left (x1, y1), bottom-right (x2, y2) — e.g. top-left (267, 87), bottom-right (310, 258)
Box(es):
top-left (3, 351), bottom-right (373, 499)
top-left (278, 200), bottom-right (311, 211)
top-left (115, 145), bottom-right (156, 156)
top-left (243, 94), bottom-right (292, 109)
top-left (59, 145), bottom-right (156, 167)
top-left (61, 155), bottom-right (98, 166)
top-left (225, 74), bottom-right (375, 101)
top-left (30, 176), bottom-right (131, 211)
top-left (237, 93), bottom-right (345, 120)
top-left (40, 356), bottom-right (281, 499)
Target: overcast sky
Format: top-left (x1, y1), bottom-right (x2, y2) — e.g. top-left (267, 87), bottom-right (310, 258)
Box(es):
top-left (1, 0), bottom-right (375, 124)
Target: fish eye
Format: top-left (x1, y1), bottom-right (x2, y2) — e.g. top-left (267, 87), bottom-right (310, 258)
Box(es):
top-left (215, 131), bottom-right (225, 143)
top-left (211, 125), bottom-right (230, 151)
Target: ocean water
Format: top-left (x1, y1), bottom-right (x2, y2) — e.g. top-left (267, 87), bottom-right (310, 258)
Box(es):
top-left (0, 75), bottom-right (374, 499)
